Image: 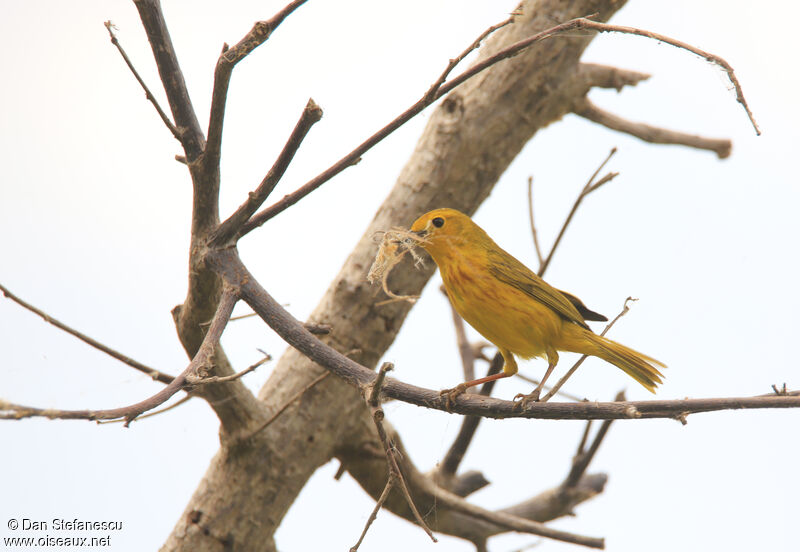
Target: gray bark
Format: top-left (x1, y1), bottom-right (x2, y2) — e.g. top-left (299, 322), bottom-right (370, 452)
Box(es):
top-left (161, 1), bottom-right (629, 549)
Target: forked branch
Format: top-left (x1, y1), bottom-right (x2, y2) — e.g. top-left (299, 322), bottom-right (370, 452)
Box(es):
top-left (353, 363), bottom-right (437, 549)
top-left (239, 15), bottom-right (755, 235)
top-left (104, 21), bottom-right (180, 141)
top-left (209, 248), bottom-right (800, 421)
top-left (0, 287), bottom-right (239, 425)
top-left (0, 283), bottom-right (173, 385)
top-left (205, 0), bottom-right (309, 169)
top-left (575, 99), bottom-right (732, 158)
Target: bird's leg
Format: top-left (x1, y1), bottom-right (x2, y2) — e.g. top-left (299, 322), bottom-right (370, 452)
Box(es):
top-left (514, 349), bottom-right (559, 408)
top-left (440, 349), bottom-right (516, 410)
top-left (439, 372), bottom-right (511, 410)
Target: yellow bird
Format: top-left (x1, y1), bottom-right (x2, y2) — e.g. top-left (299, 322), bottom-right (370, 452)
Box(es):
top-left (410, 208), bottom-right (664, 402)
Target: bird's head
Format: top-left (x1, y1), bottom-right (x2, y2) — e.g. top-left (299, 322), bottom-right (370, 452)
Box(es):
top-left (410, 208), bottom-right (484, 261)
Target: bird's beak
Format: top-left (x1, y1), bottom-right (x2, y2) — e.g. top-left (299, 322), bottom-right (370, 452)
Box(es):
top-left (413, 229), bottom-right (428, 238)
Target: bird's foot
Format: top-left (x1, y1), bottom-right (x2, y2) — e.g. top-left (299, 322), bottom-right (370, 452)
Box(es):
top-left (439, 383), bottom-right (468, 411)
top-left (513, 389), bottom-right (541, 410)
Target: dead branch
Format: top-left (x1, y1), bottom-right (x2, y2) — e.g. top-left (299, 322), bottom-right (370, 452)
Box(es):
top-left (564, 391), bottom-right (625, 488)
top-left (185, 353), bottom-right (270, 385)
top-left (342, 412), bottom-right (605, 549)
top-left (539, 297), bottom-right (634, 402)
top-left (527, 177), bottom-right (546, 267)
top-left (204, 0), bottom-right (308, 172)
top-left (537, 147), bottom-right (618, 276)
top-left (132, 0), bottom-right (206, 162)
top-left (442, 285), bottom-right (478, 382)
top-left (436, 353), bottom-right (504, 489)
top-left (574, 63), bottom-right (650, 91)
top-left (0, 282), bottom-right (174, 385)
top-left (209, 98), bottom-right (322, 246)
top-left (422, 13), bottom-right (515, 103)
top-left (243, 371), bottom-right (330, 440)
top-left (355, 363), bottom-right (437, 546)
top-left (575, 98), bottom-right (732, 158)
top-left (240, 14), bottom-right (754, 236)
top-left (210, 247), bottom-right (800, 421)
top-left (572, 19), bottom-right (760, 135)
top-left (104, 21), bottom-right (180, 140)
top-left (0, 287), bottom-right (238, 425)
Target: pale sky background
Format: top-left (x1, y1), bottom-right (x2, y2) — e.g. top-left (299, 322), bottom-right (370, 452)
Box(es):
top-left (1, 1), bottom-right (798, 551)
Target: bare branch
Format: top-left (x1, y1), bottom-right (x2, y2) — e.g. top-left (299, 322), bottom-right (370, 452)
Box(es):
top-left (214, 246), bottom-right (800, 421)
top-left (437, 353), bottom-right (504, 485)
top-left (209, 98), bottom-right (322, 247)
top-left (574, 63), bottom-right (651, 91)
top-left (0, 287), bottom-right (238, 425)
top-left (239, 15), bottom-right (754, 234)
top-left (132, 0), bottom-right (206, 161)
top-left (97, 394), bottom-right (193, 425)
top-left (350, 479), bottom-right (393, 552)
top-left (422, 13), bottom-right (516, 103)
top-left (205, 0), bottom-right (308, 170)
top-left (564, 391), bottom-right (624, 488)
top-left (341, 415), bottom-right (607, 545)
top-left (185, 353), bottom-right (270, 385)
top-left (540, 297), bottom-right (633, 402)
top-left (527, 176), bottom-right (545, 267)
top-left (442, 285), bottom-right (478, 382)
top-left (516, 373), bottom-right (586, 402)
top-left (575, 19), bottom-right (760, 135)
top-left (575, 98), bottom-right (732, 158)
top-left (361, 362), bottom-right (437, 544)
top-left (538, 148), bottom-right (618, 276)
top-left (243, 371), bottom-right (330, 440)
top-left (0, 282), bottom-right (173, 385)
top-left (104, 21), bottom-right (180, 140)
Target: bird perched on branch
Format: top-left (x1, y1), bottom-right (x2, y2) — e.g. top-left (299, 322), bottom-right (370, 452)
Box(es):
top-left (410, 208), bottom-right (664, 405)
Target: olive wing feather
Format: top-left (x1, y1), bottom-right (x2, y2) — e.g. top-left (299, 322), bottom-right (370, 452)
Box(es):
top-left (487, 249), bottom-right (601, 329)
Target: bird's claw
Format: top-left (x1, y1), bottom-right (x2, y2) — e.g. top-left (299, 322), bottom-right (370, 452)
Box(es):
top-left (512, 389), bottom-right (541, 410)
top-left (439, 383), bottom-right (468, 411)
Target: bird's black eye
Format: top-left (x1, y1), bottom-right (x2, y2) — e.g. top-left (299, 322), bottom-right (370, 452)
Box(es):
top-left (432, 217), bottom-right (445, 228)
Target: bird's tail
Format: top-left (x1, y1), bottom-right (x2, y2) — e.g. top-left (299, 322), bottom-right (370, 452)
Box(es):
top-left (561, 326), bottom-right (665, 393)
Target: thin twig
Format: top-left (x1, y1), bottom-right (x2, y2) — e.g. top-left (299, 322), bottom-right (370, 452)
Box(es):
top-left (575, 420), bottom-right (593, 456)
top-left (0, 282), bottom-right (174, 385)
top-left (540, 298), bottom-right (635, 403)
top-left (515, 373), bottom-right (585, 402)
top-left (361, 362), bottom-right (437, 544)
top-left (575, 98), bottom-right (732, 159)
top-left (0, 287), bottom-right (238, 425)
top-left (104, 21), bottom-right (181, 140)
top-left (438, 352), bottom-right (504, 481)
top-left (185, 354), bottom-right (270, 385)
top-left (214, 247), bottom-right (800, 421)
top-left (441, 285), bottom-right (477, 382)
top-left (240, 15), bottom-right (755, 234)
top-left (578, 19), bottom-right (760, 135)
top-left (527, 176), bottom-right (545, 267)
top-left (243, 372), bottom-right (330, 440)
top-left (422, 14), bottom-right (516, 103)
top-left (205, 0), bottom-right (308, 169)
top-left (97, 394), bottom-right (192, 424)
top-left (564, 391), bottom-right (625, 488)
top-left (209, 97), bottom-right (322, 246)
top-left (229, 312), bottom-right (331, 335)
top-left (132, 0), bottom-right (206, 161)
top-left (538, 148), bottom-right (617, 276)
top-left (350, 479), bottom-right (393, 552)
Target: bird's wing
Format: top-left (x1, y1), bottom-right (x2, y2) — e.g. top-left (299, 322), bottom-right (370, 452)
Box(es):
top-left (487, 248), bottom-right (592, 329)
top-left (556, 289), bottom-right (608, 322)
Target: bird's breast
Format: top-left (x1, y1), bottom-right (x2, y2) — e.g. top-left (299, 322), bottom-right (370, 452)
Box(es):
top-left (440, 261), bottom-right (561, 359)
